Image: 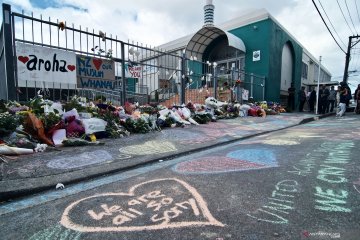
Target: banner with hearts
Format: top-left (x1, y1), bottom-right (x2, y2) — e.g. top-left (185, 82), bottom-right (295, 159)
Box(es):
top-left (60, 178), bottom-right (224, 232)
top-left (16, 42), bottom-right (77, 86)
top-left (76, 55), bottom-right (115, 89)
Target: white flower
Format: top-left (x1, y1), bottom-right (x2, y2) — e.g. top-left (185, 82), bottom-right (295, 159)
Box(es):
top-left (34, 144), bottom-right (48, 152)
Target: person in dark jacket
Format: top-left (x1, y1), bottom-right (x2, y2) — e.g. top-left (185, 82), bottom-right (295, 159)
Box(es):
top-left (318, 85), bottom-right (329, 114)
top-left (355, 84), bottom-right (360, 114)
top-left (298, 86), bottom-right (306, 112)
top-left (308, 87), bottom-right (316, 112)
top-left (336, 86), bottom-right (348, 117)
top-left (287, 83), bottom-right (296, 111)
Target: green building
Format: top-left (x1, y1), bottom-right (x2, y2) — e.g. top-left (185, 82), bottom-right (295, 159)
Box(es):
top-left (157, 1), bottom-right (331, 103)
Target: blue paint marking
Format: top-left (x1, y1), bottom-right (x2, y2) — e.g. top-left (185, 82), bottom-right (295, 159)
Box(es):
top-left (226, 149), bottom-right (277, 166)
top-left (0, 160), bottom-right (177, 216)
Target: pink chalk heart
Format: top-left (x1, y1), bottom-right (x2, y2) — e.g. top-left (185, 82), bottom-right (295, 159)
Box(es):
top-left (18, 56), bottom-right (29, 64)
top-left (61, 178), bottom-right (224, 232)
top-left (67, 65), bottom-right (76, 71)
top-left (92, 58), bottom-right (103, 70)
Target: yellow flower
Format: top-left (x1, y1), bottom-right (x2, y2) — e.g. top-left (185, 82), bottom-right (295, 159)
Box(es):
top-left (89, 134), bottom-right (97, 142)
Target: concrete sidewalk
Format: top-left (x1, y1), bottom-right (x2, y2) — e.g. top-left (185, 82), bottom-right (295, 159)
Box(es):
top-left (0, 112), bottom-right (333, 201)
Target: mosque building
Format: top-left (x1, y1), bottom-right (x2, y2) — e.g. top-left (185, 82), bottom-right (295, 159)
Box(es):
top-left (156, 0), bottom-right (331, 103)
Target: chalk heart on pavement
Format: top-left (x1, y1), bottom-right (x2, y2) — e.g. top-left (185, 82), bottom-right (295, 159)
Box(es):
top-left (119, 140), bottom-right (177, 155)
top-left (174, 148), bottom-right (277, 174)
top-left (60, 178), bottom-right (224, 232)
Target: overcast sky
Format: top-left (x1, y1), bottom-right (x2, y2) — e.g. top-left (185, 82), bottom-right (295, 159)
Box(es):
top-left (1, 0), bottom-right (360, 90)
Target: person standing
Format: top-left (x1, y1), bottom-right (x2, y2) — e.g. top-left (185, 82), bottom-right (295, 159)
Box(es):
top-left (355, 84), bottom-right (360, 114)
top-left (336, 86), bottom-right (348, 117)
top-left (287, 83), bottom-right (296, 111)
top-left (308, 87), bottom-right (316, 112)
top-left (327, 85), bottom-right (336, 112)
top-left (318, 85), bottom-right (329, 114)
top-left (298, 86), bottom-right (306, 112)
top-left (340, 81), bottom-right (352, 107)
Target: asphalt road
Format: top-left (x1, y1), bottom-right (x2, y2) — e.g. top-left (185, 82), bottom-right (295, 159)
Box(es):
top-left (1, 115), bottom-right (359, 240)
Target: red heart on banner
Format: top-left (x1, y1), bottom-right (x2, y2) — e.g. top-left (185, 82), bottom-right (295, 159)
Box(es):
top-left (67, 65), bottom-right (76, 71)
top-left (93, 58), bottom-right (102, 70)
top-left (18, 56), bottom-right (29, 64)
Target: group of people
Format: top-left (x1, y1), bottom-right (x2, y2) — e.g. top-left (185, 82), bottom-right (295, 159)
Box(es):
top-left (287, 82), bottom-right (360, 117)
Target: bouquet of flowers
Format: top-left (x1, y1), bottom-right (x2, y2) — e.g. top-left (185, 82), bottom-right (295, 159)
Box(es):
top-left (0, 112), bottom-right (19, 136)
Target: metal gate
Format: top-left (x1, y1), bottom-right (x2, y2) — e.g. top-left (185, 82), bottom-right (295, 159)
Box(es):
top-left (0, 3), bottom-right (183, 105)
top-left (0, 3), bottom-right (265, 106)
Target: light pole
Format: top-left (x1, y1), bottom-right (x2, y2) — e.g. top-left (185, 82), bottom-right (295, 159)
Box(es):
top-left (315, 56), bottom-right (322, 115)
top-left (212, 62), bottom-right (217, 98)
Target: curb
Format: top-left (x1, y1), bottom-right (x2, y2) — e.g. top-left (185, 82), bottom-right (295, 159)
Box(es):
top-left (0, 113), bottom-right (334, 202)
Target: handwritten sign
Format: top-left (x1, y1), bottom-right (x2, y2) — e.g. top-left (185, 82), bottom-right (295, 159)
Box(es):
top-left (76, 55), bottom-right (115, 89)
top-left (61, 178), bottom-right (224, 232)
top-left (16, 42), bottom-right (76, 86)
top-left (242, 89), bottom-right (249, 100)
top-left (125, 64), bottom-right (142, 78)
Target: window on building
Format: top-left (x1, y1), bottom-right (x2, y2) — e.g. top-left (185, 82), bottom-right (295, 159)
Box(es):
top-left (302, 62), bottom-right (308, 79)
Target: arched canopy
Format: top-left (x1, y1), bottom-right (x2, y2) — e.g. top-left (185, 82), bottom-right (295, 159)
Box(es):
top-left (185, 26), bottom-right (246, 60)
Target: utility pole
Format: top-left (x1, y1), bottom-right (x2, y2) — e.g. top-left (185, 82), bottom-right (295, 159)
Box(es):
top-left (315, 56), bottom-right (322, 115)
top-left (343, 35), bottom-right (360, 83)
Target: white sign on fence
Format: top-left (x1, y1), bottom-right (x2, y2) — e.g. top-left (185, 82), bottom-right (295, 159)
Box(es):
top-left (76, 55), bottom-right (115, 89)
top-left (125, 63), bottom-right (142, 78)
top-left (16, 42), bottom-right (77, 87)
top-left (242, 89), bottom-right (249, 100)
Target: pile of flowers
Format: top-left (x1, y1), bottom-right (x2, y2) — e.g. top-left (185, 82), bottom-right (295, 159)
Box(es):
top-left (0, 94), bottom-right (286, 155)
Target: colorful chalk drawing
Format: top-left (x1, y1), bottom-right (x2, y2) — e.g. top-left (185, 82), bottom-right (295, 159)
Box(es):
top-left (261, 139), bottom-right (299, 145)
top-left (47, 150), bottom-right (113, 169)
top-left (247, 180), bottom-right (299, 224)
top-left (29, 225), bottom-right (82, 240)
top-left (238, 129), bottom-right (324, 146)
top-left (174, 121), bottom-right (267, 144)
top-left (354, 178), bottom-right (360, 195)
top-left (173, 148), bottom-right (277, 174)
top-left (5, 161), bottom-right (44, 177)
top-left (119, 141), bottom-right (177, 155)
top-left (160, 129), bottom-right (203, 143)
top-left (61, 178), bottom-right (224, 232)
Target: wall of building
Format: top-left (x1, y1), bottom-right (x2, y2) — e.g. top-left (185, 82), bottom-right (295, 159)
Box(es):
top-left (228, 19), bottom-right (270, 101)
top-left (228, 18), bottom-right (303, 103)
top-left (268, 19), bottom-right (303, 103)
